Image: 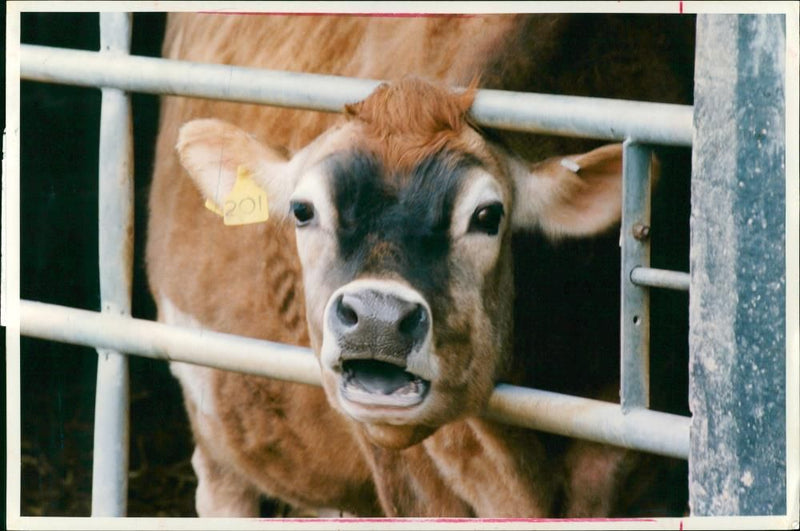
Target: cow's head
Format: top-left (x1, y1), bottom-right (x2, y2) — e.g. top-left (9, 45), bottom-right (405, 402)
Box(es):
top-left (177, 78), bottom-right (623, 449)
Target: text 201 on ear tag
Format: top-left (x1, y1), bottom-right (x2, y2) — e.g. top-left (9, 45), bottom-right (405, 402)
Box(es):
top-left (219, 166), bottom-right (270, 226)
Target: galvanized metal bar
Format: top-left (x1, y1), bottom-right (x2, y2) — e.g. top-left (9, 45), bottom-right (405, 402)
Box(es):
top-left (91, 12), bottom-right (133, 518)
top-left (20, 300), bottom-right (320, 386)
top-left (19, 300), bottom-right (690, 459)
top-left (620, 141), bottom-right (653, 412)
top-left (630, 266), bottom-right (690, 291)
top-left (471, 88), bottom-right (693, 146)
top-left (19, 43), bottom-right (694, 146)
top-left (486, 385), bottom-right (690, 460)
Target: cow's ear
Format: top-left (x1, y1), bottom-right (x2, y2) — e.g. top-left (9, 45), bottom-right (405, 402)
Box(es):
top-left (510, 143), bottom-right (633, 238)
top-left (176, 119), bottom-right (297, 221)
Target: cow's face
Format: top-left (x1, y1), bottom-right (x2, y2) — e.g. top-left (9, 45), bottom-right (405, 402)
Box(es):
top-left (290, 124), bottom-right (516, 447)
top-left (177, 78), bottom-right (624, 449)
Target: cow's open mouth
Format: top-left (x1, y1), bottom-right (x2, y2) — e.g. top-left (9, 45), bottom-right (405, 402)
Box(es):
top-left (341, 359), bottom-right (429, 408)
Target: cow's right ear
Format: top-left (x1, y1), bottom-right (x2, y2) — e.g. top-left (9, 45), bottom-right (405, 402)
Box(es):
top-left (176, 119), bottom-right (297, 221)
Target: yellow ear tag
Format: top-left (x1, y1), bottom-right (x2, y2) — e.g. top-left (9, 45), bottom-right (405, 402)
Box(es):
top-left (206, 166), bottom-right (270, 226)
top-left (204, 198), bottom-right (224, 217)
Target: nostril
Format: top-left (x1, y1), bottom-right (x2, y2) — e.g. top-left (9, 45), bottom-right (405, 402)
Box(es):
top-left (336, 295), bottom-right (359, 327)
top-left (398, 304), bottom-right (428, 340)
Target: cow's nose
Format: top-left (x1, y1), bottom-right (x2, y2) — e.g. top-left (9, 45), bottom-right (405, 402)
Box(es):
top-left (330, 289), bottom-right (430, 363)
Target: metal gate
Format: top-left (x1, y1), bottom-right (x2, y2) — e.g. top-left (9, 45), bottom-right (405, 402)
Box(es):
top-left (6, 7), bottom-right (797, 529)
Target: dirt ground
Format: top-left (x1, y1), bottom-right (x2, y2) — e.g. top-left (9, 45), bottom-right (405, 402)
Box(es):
top-left (20, 339), bottom-right (198, 517)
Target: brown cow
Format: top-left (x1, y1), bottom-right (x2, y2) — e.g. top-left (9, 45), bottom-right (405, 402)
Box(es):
top-left (147, 13), bottom-right (693, 517)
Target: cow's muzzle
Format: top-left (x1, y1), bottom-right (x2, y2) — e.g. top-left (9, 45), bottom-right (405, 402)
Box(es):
top-left (322, 280), bottom-right (435, 410)
top-left (331, 289), bottom-right (429, 362)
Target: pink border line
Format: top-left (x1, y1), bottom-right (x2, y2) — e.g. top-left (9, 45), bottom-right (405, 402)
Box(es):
top-left (261, 517), bottom-right (660, 524)
top-left (197, 12), bottom-right (476, 18)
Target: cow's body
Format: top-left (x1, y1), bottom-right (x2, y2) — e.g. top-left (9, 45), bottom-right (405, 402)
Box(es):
top-left (147, 13), bottom-right (694, 517)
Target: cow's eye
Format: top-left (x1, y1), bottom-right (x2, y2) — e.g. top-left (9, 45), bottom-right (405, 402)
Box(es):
top-left (290, 201), bottom-right (315, 226)
top-left (468, 202), bottom-right (504, 235)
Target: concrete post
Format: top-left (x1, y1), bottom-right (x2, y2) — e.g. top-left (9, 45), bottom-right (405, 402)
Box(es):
top-left (689, 14), bottom-right (786, 516)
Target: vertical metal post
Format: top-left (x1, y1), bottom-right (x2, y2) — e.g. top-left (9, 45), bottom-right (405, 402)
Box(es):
top-left (620, 140), bottom-right (653, 412)
top-left (690, 14), bottom-right (786, 515)
top-left (91, 12), bottom-right (133, 517)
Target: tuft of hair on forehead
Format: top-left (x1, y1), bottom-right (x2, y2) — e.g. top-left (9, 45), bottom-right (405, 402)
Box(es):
top-left (344, 77), bottom-right (479, 172)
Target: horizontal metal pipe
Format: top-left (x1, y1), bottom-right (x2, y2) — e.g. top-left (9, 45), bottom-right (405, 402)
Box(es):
top-left (20, 44), bottom-right (694, 146)
top-left (471, 89), bottom-right (693, 146)
top-left (20, 300), bottom-right (321, 386)
top-left (487, 385), bottom-right (690, 460)
top-left (631, 266), bottom-right (691, 291)
top-left (19, 300), bottom-right (690, 459)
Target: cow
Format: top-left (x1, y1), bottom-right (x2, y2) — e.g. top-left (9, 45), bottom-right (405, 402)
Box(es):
top-left (146, 12), bottom-right (695, 517)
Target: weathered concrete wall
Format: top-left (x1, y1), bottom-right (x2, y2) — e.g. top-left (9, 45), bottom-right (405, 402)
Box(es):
top-left (689, 14), bottom-right (786, 516)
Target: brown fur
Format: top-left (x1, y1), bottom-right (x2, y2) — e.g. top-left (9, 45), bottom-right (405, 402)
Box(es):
top-left (345, 78), bottom-right (479, 172)
top-left (147, 12), bottom-right (693, 517)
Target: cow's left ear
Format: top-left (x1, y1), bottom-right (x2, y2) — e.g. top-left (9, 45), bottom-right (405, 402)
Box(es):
top-left (510, 143), bottom-right (634, 238)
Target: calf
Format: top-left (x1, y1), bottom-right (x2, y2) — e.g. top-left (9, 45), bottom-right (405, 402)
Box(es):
top-left (175, 78), bottom-right (626, 516)
top-left (147, 12), bottom-right (693, 517)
